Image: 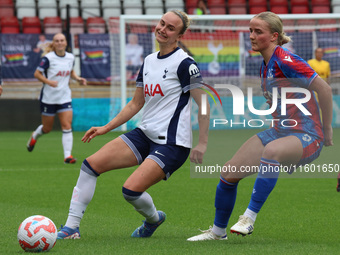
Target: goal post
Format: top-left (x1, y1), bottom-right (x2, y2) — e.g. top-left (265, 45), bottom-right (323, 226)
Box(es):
top-left (109, 13), bottom-right (340, 131)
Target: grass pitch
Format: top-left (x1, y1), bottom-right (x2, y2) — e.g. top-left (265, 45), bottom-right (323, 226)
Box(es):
top-left (1, 129), bottom-right (339, 254)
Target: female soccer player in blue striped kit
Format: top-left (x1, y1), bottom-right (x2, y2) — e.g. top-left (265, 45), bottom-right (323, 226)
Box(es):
top-left (188, 11), bottom-right (333, 241)
top-left (57, 10), bottom-right (210, 239)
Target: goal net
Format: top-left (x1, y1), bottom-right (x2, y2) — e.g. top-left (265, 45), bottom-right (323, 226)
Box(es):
top-left (109, 13), bottom-right (340, 131)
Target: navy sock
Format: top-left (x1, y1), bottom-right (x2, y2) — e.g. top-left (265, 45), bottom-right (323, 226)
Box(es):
top-left (248, 158), bottom-right (280, 213)
top-left (213, 177), bottom-right (238, 228)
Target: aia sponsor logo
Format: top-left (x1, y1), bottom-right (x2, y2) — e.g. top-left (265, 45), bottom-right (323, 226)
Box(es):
top-left (56, 70), bottom-right (70, 77)
top-left (144, 84), bottom-right (164, 97)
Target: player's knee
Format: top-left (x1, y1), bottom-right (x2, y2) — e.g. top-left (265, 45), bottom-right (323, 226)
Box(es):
top-left (122, 186), bottom-right (142, 202)
top-left (220, 160), bottom-right (241, 182)
top-left (262, 145), bottom-right (280, 161)
top-left (42, 126), bottom-right (52, 134)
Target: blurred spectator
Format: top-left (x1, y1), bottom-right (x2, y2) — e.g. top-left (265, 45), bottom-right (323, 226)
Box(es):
top-left (308, 48), bottom-right (331, 84)
top-left (194, 0), bottom-right (210, 15)
top-left (34, 34), bottom-right (52, 54)
top-left (126, 34), bottom-right (144, 80)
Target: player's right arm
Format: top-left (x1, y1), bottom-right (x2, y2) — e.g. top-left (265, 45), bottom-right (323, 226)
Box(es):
top-left (82, 87), bottom-right (145, 143)
top-left (309, 76), bottom-right (333, 146)
top-left (34, 70), bottom-right (58, 87)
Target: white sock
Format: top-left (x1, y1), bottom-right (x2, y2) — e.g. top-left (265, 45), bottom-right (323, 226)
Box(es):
top-left (244, 208), bottom-right (257, 222)
top-left (124, 191), bottom-right (159, 223)
top-left (212, 224), bottom-right (227, 237)
top-left (65, 163), bottom-right (98, 229)
top-left (32, 125), bottom-right (44, 140)
top-left (62, 129), bottom-right (73, 158)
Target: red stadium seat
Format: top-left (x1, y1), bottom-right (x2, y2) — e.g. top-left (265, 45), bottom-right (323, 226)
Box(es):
top-left (296, 19), bottom-right (316, 31)
top-left (43, 16), bottom-right (62, 34)
top-left (0, 16), bottom-right (20, 33)
top-left (207, 0), bottom-right (226, 8)
top-left (229, 6), bottom-right (247, 14)
top-left (311, 0), bottom-right (330, 6)
top-left (228, 0), bottom-right (246, 7)
top-left (87, 17), bottom-right (106, 34)
top-left (0, 0), bottom-right (14, 17)
top-left (291, 5), bottom-right (310, 13)
top-left (270, 5), bottom-right (289, 14)
top-left (186, 0), bottom-right (198, 9)
top-left (187, 7), bottom-right (196, 14)
top-left (250, 6), bottom-right (268, 14)
top-left (249, 0), bottom-right (268, 7)
top-left (209, 7), bottom-right (227, 14)
top-left (270, 0), bottom-right (289, 6)
top-left (318, 19), bottom-right (337, 31)
top-left (69, 17), bottom-right (85, 35)
top-left (22, 16), bottom-right (41, 34)
top-left (290, 0), bottom-right (309, 5)
top-left (234, 20), bottom-right (250, 32)
top-left (108, 17), bottom-right (120, 34)
top-left (282, 19), bottom-right (296, 32)
top-left (312, 5), bottom-right (330, 12)
top-left (129, 24), bottom-right (148, 33)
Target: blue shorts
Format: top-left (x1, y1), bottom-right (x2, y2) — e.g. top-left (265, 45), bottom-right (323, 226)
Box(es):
top-left (120, 128), bottom-right (190, 180)
top-left (40, 102), bottom-right (72, 116)
top-left (257, 128), bottom-right (324, 167)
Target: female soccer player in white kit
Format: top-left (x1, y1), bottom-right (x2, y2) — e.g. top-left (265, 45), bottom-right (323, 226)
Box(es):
top-left (27, 33), bottom-right (87, 163)
top-left (57, 10), bottom-right (210, 239)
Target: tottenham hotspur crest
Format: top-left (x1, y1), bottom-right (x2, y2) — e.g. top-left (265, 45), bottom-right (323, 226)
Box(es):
top-left (163, 68), bottom-right (168, 79)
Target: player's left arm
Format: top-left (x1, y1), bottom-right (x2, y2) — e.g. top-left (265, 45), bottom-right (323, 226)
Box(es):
top-left (190, 88), bottom-right (210, 164)
top-left (71, 70), bottom-right (87, 86)
top-left (309, 76), bottom-right (333, 146)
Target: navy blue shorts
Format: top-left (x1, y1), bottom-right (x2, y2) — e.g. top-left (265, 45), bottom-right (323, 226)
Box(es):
top-left (120, 128), bottom-right (190, 180)
top-left (40, 102), bottom-right (72, 116)
top-left (257, 127), bottom-right (324, 167)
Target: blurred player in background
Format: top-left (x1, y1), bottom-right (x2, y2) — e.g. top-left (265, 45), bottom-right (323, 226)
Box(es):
top-left (57, 10), bottom-right (209, 240)
top-left (308, 48), bottom-right (331, 84)
top-left (125, 33), bottom-right (144, 80)
top-left (27, 33), bottom-right (87, 163)
top-left (188, 11), bottom-right (333, 241)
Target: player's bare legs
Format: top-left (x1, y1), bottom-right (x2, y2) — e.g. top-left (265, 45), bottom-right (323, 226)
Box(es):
top-left (27, 115), bottom-right (55, 152)
top-left (188, 135), bottom-right (304, 240)
top-left (58, 110), bottom-right (75, 163)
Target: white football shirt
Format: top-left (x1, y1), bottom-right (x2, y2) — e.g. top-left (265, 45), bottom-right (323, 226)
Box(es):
top-left (136, 47), bottom-right (203, 148)
top-left (37, 51), bottom-right (75, 104)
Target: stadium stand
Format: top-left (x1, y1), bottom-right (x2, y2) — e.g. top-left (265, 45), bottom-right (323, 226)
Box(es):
top-left (69, 16), bottom-right (85, 34)
top-left (0, 0), bottom-right (14, 17)
top-left (165, 0), bottom-right (185, 12)
top-left (102, 0), bottom-right (121, 19)
top-left (43, 16), bottom-right (62, 34)
top-left (207, 0), bottom-right (227, 8)
top-left (59, 0), bottom-right (79, 19)
top-left (37, 0), bottom-right (57, 19)
top-left (318, 18), bottom-right (337, 31)
top-left (291, 5), bottom-right (310, 13)
top-left (0, 16), bottom-right (20, 33)
top-left (16, 0), bottom-right (36, 19)
top-left (144, 0), bottom-right (164, 15)
top-left (22, 16), bottom-right (41, 33)
top-left (229, 6), bottom-right (247, 14)
top-left (210, 7), bottom-right (227, 14)
top-left (81, 0), bottom-right (101, 20)
top-left (86, 16), bottom-right (106, 33)
top-left (123, 0), bottom-right (143, 14)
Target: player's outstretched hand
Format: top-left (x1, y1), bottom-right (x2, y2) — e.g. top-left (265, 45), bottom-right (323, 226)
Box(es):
top-left (190, 143), bottom-right (207, 164)
top-left (82, 126), bottom-right (109, 143)
top-left (78, 77), bottom-right (87, 86)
